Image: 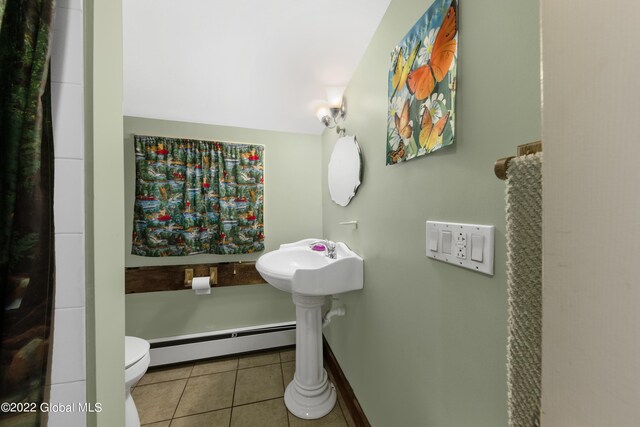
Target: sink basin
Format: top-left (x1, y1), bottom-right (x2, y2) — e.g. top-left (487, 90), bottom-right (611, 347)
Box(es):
top-left (256, 239), bottom-right (364, 419)
top-left (256, 239), bottom-right (363, 296)
top-left (256, 239), bottom-right (363, 420)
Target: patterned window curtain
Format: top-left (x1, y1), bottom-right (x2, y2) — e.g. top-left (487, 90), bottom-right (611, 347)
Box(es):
top-left (132, 136), bottom-right (265, 256)
top-left (0, 0), bottom-right (56, 424)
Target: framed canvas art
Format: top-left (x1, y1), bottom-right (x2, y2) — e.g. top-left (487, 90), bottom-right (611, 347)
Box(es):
top-left (387, 0), bottom-right (458, 165)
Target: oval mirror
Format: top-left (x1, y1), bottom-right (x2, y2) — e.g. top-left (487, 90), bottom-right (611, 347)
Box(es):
top-left (328, 134), bottom-right (363, 207)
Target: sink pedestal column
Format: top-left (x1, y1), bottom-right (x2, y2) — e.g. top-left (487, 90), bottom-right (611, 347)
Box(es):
top-left (285, 292), bottom-right (336, 419)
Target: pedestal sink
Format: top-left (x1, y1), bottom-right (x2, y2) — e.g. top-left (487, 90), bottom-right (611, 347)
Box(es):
top-left (256, 239), bottom-right (363, 419)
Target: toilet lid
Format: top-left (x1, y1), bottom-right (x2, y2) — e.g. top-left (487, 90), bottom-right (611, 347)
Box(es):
top-left (125, 336), bottom-right (150, 369)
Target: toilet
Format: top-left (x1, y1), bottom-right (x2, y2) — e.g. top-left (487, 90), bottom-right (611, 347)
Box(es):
top-left (125, 336), bottom-right (150, 427)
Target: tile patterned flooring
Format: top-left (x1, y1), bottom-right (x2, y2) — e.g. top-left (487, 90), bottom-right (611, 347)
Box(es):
top-left (132, 347), bottom-right (356, 427)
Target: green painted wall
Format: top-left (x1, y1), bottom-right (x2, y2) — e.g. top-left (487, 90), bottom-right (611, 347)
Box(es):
top-left (321, 0), bottom-right (540, 426)
top-left (88, 0), bottom-right (538, 424)
top-left (123, 117), bottom-right (322, 338)
top-left (85, 0), bottom-right (125, 425)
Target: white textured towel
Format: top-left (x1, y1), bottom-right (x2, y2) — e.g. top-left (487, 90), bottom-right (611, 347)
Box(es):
top-left (505, 153), bottom-right (542, 427)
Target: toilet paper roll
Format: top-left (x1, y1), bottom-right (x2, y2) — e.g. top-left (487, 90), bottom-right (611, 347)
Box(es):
top-left (192, 276), bottom-right (211, 295)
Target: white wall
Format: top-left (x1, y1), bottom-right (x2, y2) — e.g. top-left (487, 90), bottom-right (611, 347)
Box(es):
top-left (541, 1), bottom-right (640, 425)
top-left (49, 1), bottom-right (86, 426)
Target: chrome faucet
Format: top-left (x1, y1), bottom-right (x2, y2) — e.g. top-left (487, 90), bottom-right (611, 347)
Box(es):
top-left (309, 240), bottom-right (337, 259)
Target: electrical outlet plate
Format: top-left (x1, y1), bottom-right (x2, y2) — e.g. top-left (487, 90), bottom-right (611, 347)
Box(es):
top-left (426, 221), bottom-right (495, 275)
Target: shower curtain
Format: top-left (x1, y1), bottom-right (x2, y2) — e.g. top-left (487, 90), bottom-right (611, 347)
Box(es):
top-left (0, 0), bottom-right (56, 425)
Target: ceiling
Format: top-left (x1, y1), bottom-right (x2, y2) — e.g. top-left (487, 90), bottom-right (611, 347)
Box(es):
top-left (123, 0), bottom-right (392, 135)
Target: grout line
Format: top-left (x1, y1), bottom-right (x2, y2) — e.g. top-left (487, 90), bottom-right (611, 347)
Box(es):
top-left (228, 366), bottom-right (238, 427)
top-left (236, 361), bottom-right (280, 371)
top-left (167, 408), bottom-right (233, 425)
top-left (136, 377), bottom-right (190, 387)
top-left (53, 155), bottom-right (85, 161)
top-left (168, 364), bottom-right (193, 421)
top-left (280, 362), bottom-right (286, 392)
top-left (336, 398), bottom-right (349, 425)
top-left (53, 303), bottom-right (85, 310)
top-left (51, 80), bottom-right (83, 88)
top-left (285, 366), bottom-right (291, 427)
top-left (138, 348), bottom-right (299, 425)
top-left (230, 396), bottom-right (285, 410)
top-left (55, 4), bottom-right (83, 12)
top-left (188, 367), bottom-right (237, 379)
top-left (281, 361), bottom-right (291, 427)
top-left (282, 355), bottom-right (293, 426)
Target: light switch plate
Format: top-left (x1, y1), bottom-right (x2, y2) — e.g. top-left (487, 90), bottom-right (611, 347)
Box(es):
top-left (426, 221), bottom-right (495, 275)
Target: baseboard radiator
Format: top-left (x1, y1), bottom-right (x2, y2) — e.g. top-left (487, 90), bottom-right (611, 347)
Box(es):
top-left (147, 321), bottom-right (296, 367)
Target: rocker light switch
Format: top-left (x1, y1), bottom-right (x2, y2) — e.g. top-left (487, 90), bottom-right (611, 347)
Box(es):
top-left (441, 231), bottom-right (452, 254)
top-left (471, 234), bottom-right (484, 262)
top-left (428, 229), bottom-right (438, 252)
top-left (426, 221), bottom-right (495, 275)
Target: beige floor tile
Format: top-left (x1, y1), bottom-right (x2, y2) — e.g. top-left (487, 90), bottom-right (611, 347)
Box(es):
top-left (234, 364), bottom-right (284, 406)
top-left (132, 379), bottom-right (187, 424)
top-left (169, 408), bottom-right (231, 427)
top-left (237, 351), bottom-right (280, 369)
top-left (142, 421), bottom-right (171, 427)
top-left (281, 361), bottom-right (295, 387)
top-left (288, 402), bottom-right (347, 427)
top-left (174, 371), bottom-right (236, 418)
top-left (138, 364), bottom-right (193, 386)
top-left (191, 357), bottom-right (238, 377)
top-left (337, 399), bottom-right (356, 427)
top-left (279, 348), bottom-right (295, 362)
top-left (326, 370), bottom-right (357, 427)
top-left (135, 350), bottom-right (359, 427)
top-left (230, 398), bottom-right (288, 427)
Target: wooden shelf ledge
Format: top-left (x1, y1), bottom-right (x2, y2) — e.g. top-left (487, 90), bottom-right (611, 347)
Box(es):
top-left (125, 262), bottom-right (265, 294)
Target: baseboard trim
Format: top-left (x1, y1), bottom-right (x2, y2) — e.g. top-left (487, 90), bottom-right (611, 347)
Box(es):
top-left (323, 337), bottom-right (371, 427)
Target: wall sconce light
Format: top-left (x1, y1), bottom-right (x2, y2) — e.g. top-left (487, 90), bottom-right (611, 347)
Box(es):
top-left (316, 87), bottom-right (347, 134)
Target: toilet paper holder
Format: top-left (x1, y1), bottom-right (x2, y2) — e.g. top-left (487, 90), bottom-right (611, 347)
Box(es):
top-left (184, 267), bottom-right (218, 288)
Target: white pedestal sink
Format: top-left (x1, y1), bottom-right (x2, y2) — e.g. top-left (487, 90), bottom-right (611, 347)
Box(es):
top-left (256, 239), bottom-right (363, 419)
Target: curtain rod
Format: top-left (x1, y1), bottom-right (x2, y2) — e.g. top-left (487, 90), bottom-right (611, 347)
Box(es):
top-left (494, 141), bottom-right (542, 180)
top-left (131, 133), bottom-right (266, 148)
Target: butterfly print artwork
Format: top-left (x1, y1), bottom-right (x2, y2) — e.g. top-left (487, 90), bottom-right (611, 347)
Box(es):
top-left (387, 0), bottom-right (457, 165)
top-left (395, 99), bottom-right (413, 139)
top-left (407, 5), bottom-right (457, 101)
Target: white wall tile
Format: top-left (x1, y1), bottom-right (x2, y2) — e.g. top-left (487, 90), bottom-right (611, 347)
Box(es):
top-left (54, 159), bottom-right (84, 234)
top-left (57, 0), bottom-right (82, 11)
top-left (48, 5), bottom-right (86, 426)
top-left (47, 381), bottom-right (87, 427)
top-left (51, 308), bottom-right (85, 384)
top-left (55, 234), bottom-right (85, 309)
top-left (52, 82), bottom-right (84, 159)
top-left (51, 8), bottom-right (83, 85)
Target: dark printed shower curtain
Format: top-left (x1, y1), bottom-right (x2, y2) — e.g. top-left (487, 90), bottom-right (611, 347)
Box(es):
top-left (0, 0), bottom-right (56, 425)
top-left (132, 136), bottom-right (265, 256)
